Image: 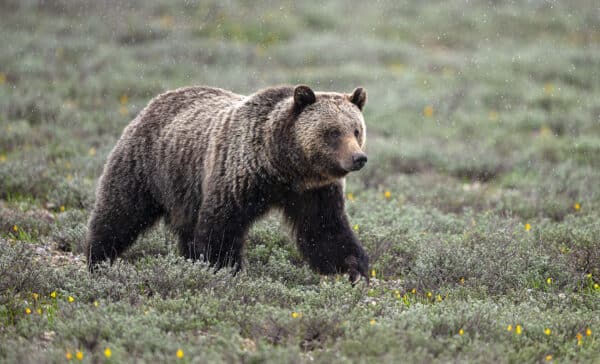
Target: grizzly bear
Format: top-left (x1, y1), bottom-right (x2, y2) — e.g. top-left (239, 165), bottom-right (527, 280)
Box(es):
top-left (86, 84), bottom-right (370, 284)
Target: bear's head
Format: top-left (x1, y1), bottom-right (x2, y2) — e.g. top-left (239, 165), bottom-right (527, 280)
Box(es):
top-left (290, 85), bottom-right (367, 187)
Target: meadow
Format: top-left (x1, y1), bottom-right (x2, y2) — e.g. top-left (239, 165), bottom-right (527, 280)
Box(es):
top-left (1, 0), bottom-right (599, 362)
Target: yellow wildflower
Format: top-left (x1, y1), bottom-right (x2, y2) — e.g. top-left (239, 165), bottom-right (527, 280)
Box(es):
top-left (50, 291), bottom-right (57, 298)
top-left (347, 192), bottom-right (355, 201)
top-left (427, 292), bottom-right (432, 298)
top-left (388, 63), bottom-right (405, 74)
top-left (104, 347), bottom-right (112, 358)
top-left (353, 224), bottom-right (359, 232)
top-left (515, 324), bottom-right (522, 335)
top-left (544, 328), bottom-right (552, 336)
top-left (13, 225), bottom-right (18, 232)
top-left (176, 349), bottom-right (184, 359)
top-left (595, 283), bottom-right (599, 290)
top-left (371, 269), bottom-right (376, 278)
top-left (507, 324), bottom-right (513, 332)
top-left (68, 296), bottom-right (74, 303)
top-left (384, 190), bottom-right (391, 199)
top-left (88, 147), bottom-right (96, 156)
top-left (546, 277), bottom-right (552, 285)
top-left (370, 319), bottom-right (376, 325)
top-left (574, 202), bottom-right (580, 210)
top-left (75, 350), bottom-right (83, 360)
top-left (0, 154), bottom-right (6, 163)
top-left (545, 355), bottom-right (553, 361)
top-left (576, 332), bottom-right (583, 341)
top-left (436, 294), bottom-right (442, 302)
top-left (411, 288), bottom-right (416, 294)
top-left (32, 293), bottom-right (39, 300)
top-left (160, 15), bottom-right (173, 28)
top-left (539, 126), bottom-right (552, 137)
top-left (543, 83), bottom-right (555, 95)
top-left (120, 94), bottom-right (129, 105)
top-left (291, 312), bottom-right (301, 319)
top-left (60, 205), bottom-right (65, 212)
top-left (25, 307), bottom-right (31, 315)
top-left (423, 105), bottom-right (434, 118)
top-left (524, 223), bottom-right (531, 232)
top-left (458, 328), bottom-right (464, 336)
top-left (94, 301), bottom-right (99, 307)
top-left (66, 351), bottom-right (73, 360)
top-left (442, 67), bottom-right (455, 77)
top-left (586, 328), bottom-right (592, 337)
top-left (36, 308), bottom-right (42, 315)
top-left (460, 277), bottom-right (465, 284)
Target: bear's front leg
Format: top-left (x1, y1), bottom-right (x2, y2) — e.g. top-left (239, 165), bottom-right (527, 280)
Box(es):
top-left (283, 182), bottom-right (369, 285)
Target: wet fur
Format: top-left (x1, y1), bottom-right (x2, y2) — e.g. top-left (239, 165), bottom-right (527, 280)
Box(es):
top-left (86, 85), bottom-right (369, 280)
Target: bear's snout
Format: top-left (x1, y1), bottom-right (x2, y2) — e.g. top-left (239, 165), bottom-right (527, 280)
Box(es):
top-left (350, 152), bottom-right (368, 171)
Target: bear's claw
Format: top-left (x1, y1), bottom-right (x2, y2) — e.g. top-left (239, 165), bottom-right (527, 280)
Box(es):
top-left (349, 270), bottom-right (369, 286)
top-left (346, 254), bottom-right (370, 286)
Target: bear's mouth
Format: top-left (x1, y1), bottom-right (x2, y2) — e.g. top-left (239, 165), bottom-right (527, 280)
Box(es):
top-left (330, 164), bottom-right (351, 177)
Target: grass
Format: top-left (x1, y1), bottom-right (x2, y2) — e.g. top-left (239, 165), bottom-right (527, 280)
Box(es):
top-left (1, 0), bottom-right (599, 362)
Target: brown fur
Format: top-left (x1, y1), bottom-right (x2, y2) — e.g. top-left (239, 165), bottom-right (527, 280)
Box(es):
top-left (86, 85), bottom-right (369, 283)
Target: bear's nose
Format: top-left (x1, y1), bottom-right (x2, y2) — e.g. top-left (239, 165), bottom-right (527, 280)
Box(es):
top-left (351, 153), bottom-right (368, 171)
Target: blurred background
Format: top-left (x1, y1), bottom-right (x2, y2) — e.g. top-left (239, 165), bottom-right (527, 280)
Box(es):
top-left (1, 1), bottom-right (600, 362)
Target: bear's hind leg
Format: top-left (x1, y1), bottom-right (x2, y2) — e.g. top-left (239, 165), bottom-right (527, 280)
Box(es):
top-left (86, 191), bottom-right (163, 271)
top-left (191, 217), bottom-right (246, 272)
top-left (176, 229), bottom-right (194, 258)
top-left (189, 193), bottom-right (266, 272)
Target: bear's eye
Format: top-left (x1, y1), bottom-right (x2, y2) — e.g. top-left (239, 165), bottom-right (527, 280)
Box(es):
top-left (327, 129), bottom-right (342, 139)
top-left (354, 129), bottom-right (360, 138)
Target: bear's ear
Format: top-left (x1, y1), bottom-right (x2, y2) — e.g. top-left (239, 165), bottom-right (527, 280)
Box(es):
top-left (349, 87), bottom-right (367, 111)
top-left (293, 85), bottom-right (316, 112)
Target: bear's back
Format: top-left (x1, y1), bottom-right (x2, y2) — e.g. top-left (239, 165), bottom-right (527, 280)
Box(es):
top-left (117, 85), bottom-right (244, 165)
top-left (135, 86), bottom-right (243, 133)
